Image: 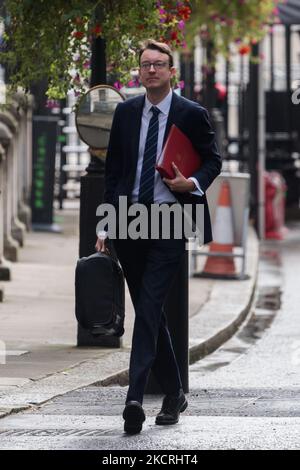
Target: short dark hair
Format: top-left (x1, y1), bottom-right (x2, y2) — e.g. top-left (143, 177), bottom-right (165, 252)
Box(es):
top-left (138, 39), bottom-right (174, 67)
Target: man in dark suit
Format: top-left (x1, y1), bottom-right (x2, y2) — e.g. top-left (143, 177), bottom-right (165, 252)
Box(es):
top-left (96, 39), bottom-right (221, 434)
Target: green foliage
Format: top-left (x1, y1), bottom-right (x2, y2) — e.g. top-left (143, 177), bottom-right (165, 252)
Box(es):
top-left (0, 0), bottom-right (191, 99)
top-left (0, 0), bottom-right (283, 100)
top-left (187, 0), bottom-right (283, 58)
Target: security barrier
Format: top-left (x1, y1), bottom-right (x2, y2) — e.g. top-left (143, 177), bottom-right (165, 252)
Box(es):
top-left (191, 172), bottom-right (250, 280)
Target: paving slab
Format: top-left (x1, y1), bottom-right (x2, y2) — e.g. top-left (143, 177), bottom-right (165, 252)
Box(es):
top-left (0, 203), bottom-right (259, 418)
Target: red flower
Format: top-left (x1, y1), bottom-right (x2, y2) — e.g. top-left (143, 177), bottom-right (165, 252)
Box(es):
top-left (177, 6), bottom-right (191, 20)
top-left (171, 31), bottom-right (178, 41)
top-left (91, 24), bottom-right (102, 36)
top-left (73, 31), bottom-right (84, 40)
top-left (239, 44), bottom-right (251, 55)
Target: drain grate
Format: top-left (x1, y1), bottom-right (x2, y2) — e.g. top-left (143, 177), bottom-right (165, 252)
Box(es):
top-left (0, 428), bottom-right (114, 437)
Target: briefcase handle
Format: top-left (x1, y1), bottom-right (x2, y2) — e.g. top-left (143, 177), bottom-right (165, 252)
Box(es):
top-left (95, 241), bottom-right (122, 273)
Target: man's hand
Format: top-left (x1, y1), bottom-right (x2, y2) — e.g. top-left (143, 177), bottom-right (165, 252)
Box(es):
top-left (95, 236), bottom-right (110, 254)
top-left (163, 162), bottom-right (196, 193)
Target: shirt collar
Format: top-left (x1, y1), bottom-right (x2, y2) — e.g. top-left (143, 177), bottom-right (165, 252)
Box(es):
top-left (144, 89), bottom-right (173, 116)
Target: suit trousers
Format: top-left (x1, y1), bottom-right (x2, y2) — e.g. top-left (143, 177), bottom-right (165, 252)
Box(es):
top-left (112, 211), bottom-right (186, 404)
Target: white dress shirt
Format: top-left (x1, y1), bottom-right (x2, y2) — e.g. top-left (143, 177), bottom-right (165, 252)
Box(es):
top-left (131, 89), bottom-right (203, 203)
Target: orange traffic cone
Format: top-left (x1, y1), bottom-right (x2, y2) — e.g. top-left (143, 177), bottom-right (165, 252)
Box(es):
top-left (202, 180), bottom-right (236, 278)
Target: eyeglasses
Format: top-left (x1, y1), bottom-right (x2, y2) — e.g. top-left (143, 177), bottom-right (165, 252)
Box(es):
top-left (140, 61), bottom-right (169, 71)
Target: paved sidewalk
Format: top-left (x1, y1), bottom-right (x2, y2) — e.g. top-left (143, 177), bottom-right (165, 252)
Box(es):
top-left (0, 202), bottom-right (259, 418)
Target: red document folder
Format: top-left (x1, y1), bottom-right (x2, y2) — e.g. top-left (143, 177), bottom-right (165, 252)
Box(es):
top-left (156, 124), bottom-right (202, 179)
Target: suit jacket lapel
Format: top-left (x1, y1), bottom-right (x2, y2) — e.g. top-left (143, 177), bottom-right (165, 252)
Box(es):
top-left (130, 95), bottom-right (145, 169)
top-left (163, 92), bottom-right (183, 146)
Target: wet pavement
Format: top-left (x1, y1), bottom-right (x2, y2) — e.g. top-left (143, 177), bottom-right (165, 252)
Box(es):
top-left (0, 222), bottom-right (299, 450)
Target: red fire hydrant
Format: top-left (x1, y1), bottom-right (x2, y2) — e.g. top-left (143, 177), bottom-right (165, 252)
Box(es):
top-left (265, 171), bottom-right (288, 240)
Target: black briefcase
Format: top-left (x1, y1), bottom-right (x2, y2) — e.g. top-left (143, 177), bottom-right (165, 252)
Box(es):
top-left (75, 252), bottom-right (125, 337)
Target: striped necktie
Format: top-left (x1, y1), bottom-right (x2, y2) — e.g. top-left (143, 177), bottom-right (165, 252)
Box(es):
top-left (138, 106), bottom-right (161, 204)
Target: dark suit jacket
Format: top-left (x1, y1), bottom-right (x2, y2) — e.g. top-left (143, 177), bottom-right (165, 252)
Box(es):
top-left (103, 92), bottom-right (222, 244)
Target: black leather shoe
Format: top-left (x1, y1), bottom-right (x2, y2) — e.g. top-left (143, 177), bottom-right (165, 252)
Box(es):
top-left (155, 390), bottom-right (188, 425)
top-left (123, 401), bottom-right (146, 434)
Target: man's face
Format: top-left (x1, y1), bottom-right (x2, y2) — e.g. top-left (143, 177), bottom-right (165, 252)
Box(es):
top-left (139, 49), bottom-right (176, 91)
